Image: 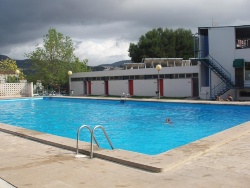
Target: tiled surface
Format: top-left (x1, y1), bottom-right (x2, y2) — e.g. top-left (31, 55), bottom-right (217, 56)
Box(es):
top-left (0, 125), bottom-right (249, 187)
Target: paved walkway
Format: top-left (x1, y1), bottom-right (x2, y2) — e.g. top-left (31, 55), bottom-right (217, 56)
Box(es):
top-left (0, 129), bottom-right (249, 188)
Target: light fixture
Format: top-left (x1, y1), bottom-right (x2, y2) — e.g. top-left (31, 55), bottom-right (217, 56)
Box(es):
top-left (68, 71), bottom-right (73, 96)
top-left (68, 71), bottom-right (72, 76)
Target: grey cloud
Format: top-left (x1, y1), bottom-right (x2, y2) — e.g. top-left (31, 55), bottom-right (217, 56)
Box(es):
top-left (0, 0), bottom-right (249, 63)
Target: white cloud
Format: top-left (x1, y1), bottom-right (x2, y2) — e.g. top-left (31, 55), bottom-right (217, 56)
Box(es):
top-left (74, 38), bottom-right (131, 66)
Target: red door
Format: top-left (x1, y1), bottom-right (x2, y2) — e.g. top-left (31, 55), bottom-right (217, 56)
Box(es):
top-left (88, 81), bottom-right (91, 95)
top-left (129, 80), bottom-right (134, 95)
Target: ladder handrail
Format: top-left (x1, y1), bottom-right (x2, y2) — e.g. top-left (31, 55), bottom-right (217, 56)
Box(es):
top-left (76, 125), bottom-right (99, 155)
top-left (207, 55), bottom-right (231, 80)
top-left (90, 125), bottom-right (114, 159)
top-left (210, 81), bottom-right (229, 99)
top-left (120, 92), bottom-right (127, 103)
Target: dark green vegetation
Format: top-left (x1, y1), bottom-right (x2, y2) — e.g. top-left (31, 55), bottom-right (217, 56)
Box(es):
top-left (128, 28), bottom-right (194, 62)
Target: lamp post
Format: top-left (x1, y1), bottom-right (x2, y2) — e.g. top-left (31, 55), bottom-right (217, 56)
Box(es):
top-left (15, 69), bottom-right (20, 82)
top-left (68, 71), bottom-right (72, 96)
top-left (155, 64), bottom-right (162, 99)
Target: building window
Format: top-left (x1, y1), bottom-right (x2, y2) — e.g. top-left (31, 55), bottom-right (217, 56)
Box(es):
top-left (152, 75), bottom-right (158, 79)
top-left (235, 27), bottom-right (250, 49)
top-left (193, 73), bottom-right (198, 77)
top-left (134, 75), bottom-right (145, 79)
top-left (114, 76), bottom-right (123, 80)
top-left (245, 62), bottom-right (250, 80)
top-left (145, 75), bottom-right (152, 79)
top-left (129, 76), bottom-right (135, 79)
top-left (173, 74), bottom-right (179, 78)
top-left (179, 74), bottom-right (185, 78)
top-left (240, 91), bottom-right (250, 97)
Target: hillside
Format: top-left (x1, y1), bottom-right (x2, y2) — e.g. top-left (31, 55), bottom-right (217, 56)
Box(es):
top-left (0, 55), bottom-right (32, 75)
top-left (0, 55), bottom-right (132, 73)
top-left (91, 60), bottom-right (132, 71)
top-left (99, 60), bottom-right (132, 67)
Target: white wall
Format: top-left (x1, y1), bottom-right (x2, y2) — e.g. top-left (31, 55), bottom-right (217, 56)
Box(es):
top-left (200, 87), bottom-right (210, 100)
top-left (164, 79), bottom-right (192, 97)
top-left (70, 65), bottom-right (199, 97)
top-left (235, 48), bottom-right (250, 61)
top-left (108, 80), bottom-right (128, 96)
top-left (134, 80), bottom-right (156, 96)
top-left (209, 27), bottom-right (236, 81)
top-left (91, 81), bottom-right (105, 95)
top-left (0, 82), bottom-right (32, 97)
top-left (71, 81), bottom-right (83, 95)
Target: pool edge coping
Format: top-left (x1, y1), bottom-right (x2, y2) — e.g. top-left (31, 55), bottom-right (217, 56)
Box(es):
top-left (1, 122), bottom-right (249, 173)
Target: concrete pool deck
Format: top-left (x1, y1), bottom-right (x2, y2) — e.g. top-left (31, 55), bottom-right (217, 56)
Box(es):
top-left (0, 97), bottom-right (250, 187)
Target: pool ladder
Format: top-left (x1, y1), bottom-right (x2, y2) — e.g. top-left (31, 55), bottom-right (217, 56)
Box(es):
top-left (76, 125), bottom-right (114, 159)
top-left (120, 92), bottom-right (130, 103)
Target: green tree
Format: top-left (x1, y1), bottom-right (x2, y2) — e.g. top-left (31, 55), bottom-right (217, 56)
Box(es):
top-left (25, 28), bottom-right (89, 91)
top-left (0, 58), bottom-right (25, 82)
top-left (175, 28), bottom-right (194, 59)
top-left (128, 28), bottom-right (194, 62)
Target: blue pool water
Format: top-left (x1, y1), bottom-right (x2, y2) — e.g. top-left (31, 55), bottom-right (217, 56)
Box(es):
top-left (0, 97), bottom-right (249, 155)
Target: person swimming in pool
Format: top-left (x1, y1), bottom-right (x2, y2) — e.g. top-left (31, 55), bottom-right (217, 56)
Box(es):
top-left (165, 118), bottom-right (172, 124)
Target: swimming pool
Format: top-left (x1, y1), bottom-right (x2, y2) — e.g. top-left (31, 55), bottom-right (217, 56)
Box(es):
top-left (0, 97), bottom-right (249, 155)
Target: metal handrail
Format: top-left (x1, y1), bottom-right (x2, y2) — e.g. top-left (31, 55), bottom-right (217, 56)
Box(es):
top-left (120, 93), bottom-right (127, 103)
top-left (90, 125), bottom-right (114, 159)
top-left (207, 55), bottom-right (231, 82)
top-left (76, 125), bottom-right (99, 155)
top-left (199, 55), bottom-right (232, 99)
top-left (211, 81), bottom-right (228, 99)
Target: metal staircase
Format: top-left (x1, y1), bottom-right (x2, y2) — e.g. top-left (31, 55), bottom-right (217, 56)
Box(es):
top-left (198, 55), bottom-right (234, 100)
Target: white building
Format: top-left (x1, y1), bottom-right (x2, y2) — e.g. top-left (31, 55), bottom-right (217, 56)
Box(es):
top-left (198, 25), bottom-right (250, 100)
top-left (69, 25), bottom-right (250, 101)
top-left (70, 58), bottom-right (200, 98)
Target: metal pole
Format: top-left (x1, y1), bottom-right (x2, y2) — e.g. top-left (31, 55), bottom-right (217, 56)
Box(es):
top-left (158, 70), bottom-right (160, 99)
top-left (69, 76), bottom-right (70, 96)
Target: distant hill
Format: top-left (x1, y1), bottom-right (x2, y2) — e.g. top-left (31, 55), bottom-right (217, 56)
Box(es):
top-left (0, 55), bottom-right (132, 73)
top-left (99, 60), bottom-right (132, 67)
top-left (0, 55), bottom-right (32, 75)
top-left (0, 55), bottom-right (9, 60)
top-left (91, 60), bottom-right (132, 71)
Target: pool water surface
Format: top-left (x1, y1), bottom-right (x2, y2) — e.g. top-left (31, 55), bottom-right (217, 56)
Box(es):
top-left (0, 97), bottom-right (249, 155)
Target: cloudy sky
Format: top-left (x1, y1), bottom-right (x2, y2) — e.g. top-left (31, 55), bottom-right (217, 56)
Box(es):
top-left (0, 0), bottom-right (249, 66)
